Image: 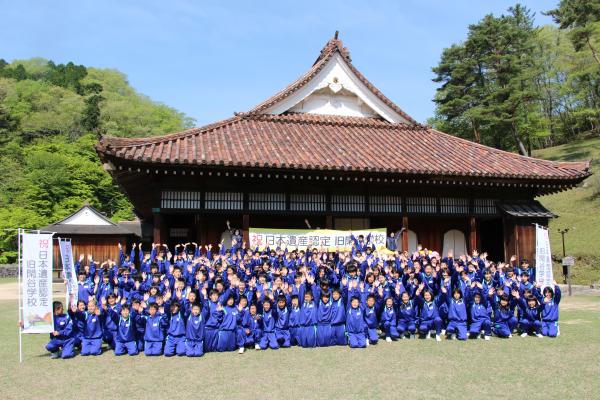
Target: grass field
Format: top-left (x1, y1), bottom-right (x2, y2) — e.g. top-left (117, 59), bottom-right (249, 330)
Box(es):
top-left (534, 137), bottom-right (600, 285)
top-left (1, 294), bottom-right (599, 400)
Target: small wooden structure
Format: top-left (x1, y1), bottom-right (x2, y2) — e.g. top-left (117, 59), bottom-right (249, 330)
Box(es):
top-left (40, 205), bottom-right (138, 273)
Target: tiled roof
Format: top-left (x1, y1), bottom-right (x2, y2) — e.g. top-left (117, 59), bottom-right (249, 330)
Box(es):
top-left (246, 36), bottom-right (418, 125)
top-left (498, 200), bottom-right (557, 218)
top-left (96, 112), bottom-right (590, 181)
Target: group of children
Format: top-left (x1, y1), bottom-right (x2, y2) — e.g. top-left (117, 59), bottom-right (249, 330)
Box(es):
top-left (45, 235), bottom-right (562, 359)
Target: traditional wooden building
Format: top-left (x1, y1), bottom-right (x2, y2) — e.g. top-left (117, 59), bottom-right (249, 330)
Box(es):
top-left (96, 34), bottom-right (591, 262)
top-left (41, 205), bottom-right (139, 272)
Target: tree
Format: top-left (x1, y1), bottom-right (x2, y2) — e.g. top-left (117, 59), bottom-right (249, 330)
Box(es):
top-left (546, 0), bottom-right (600, 67)
top-left (432, 5), bottom-right (542, 155)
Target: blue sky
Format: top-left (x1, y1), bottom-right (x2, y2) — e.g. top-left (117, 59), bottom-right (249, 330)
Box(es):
top-left (0, 0), bottom-right (557, 126)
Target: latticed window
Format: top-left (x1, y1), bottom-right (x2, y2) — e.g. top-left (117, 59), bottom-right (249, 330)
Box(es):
top-left (290, 194), bottom-right (327, 212)
top-left (406, 197), bottom-right (437, 213)
top-left (474, 199), bottom-right (497, 215)
top-left (331, 195), bottom-right (365, 212)
top-left (204, 192), bottom-right (243, 210)
top-left (249, 193), bottom-right (286, 211)
top-left (369, 195), bottom-right (402, 213)
top-left (439, 197), bottom-right (469, 214)
top-left (161, 191), bottom-right (202, 209)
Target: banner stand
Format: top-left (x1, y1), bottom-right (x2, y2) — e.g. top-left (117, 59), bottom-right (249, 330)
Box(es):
top-left (17, 228), bottom-right (56, 364)
top-left (17, 228), bottom-right (22, 364)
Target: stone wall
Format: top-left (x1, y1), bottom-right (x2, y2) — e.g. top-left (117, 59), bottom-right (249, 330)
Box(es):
top-left (0, 264), bottom-right (17, 277)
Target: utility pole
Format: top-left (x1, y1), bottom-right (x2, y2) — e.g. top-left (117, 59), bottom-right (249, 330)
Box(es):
top-left (557, 228), bottom-right (572, 296)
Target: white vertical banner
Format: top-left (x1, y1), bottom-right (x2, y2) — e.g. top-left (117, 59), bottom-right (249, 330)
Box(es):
top-left (21, 232), bottom-right (54, 334)
top-left (535, 224), bottom-right (554, 291)
top-left (59, 238), bottom-right (78, 309)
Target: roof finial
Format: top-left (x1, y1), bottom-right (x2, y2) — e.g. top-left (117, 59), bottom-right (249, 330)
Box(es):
top-left (334, 30), bottom-right (339, 40)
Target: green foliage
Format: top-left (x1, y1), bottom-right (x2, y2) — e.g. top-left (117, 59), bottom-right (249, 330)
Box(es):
top-left (546, 0), bottom-right (600, 55)
top-left (432, 3), bottom-right (600, 151)
top-left (534, 137), bottom-right (600, 285)
top-left (432, 5), bottom-right (540, 155)
top-left (0, 57), bottom-right (194, 263)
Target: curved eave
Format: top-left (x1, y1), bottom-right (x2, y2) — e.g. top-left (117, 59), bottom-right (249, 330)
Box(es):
top-left (96, 151), bottom-right (591, 193)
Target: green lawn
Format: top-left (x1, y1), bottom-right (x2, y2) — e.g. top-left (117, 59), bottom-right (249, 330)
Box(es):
top-left (1, 297), bottom-right (599, 400)
top-left (534, 137), bottom-right (600, 285)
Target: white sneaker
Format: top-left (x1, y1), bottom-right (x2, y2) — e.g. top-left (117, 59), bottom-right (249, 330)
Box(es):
top-left (557, 325), bottom-right (560, 337)
top-left (484, 335), bottom-right (490, 341)
top-left (385, 337), bottom-right (392, 343)
top-left (366, 340), bottom-right (369, 347)
top-left (450, 334), bottom-right (456, 340)
top-left (435, 334), bottom-right (441, 342)
top-left (520, 332), bottom-right (528, 338)
top-left (254, 344), bottom-right (260, 350)
top-left (536, 333), bottom-right (543, 338)
top-left (508, 334), bottom-right (513, 338)
top-left (238, 347), bottom-right (245, 354)
top-left (441, 329), bottom-right (446, 335)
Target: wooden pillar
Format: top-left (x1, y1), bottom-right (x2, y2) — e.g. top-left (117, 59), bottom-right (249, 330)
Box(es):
top-left (196, 214), bottom-right (204, 245)
top-left (469, 216), bottom-right (477, 253)
top-left (242, 214), bottom-right (250, 245)
top-left (153, 213), bottom-right (164, 244)
top-left (325, 215), bottom-right (333, 229)
top-left (401, 216), bottom-right (409, 252)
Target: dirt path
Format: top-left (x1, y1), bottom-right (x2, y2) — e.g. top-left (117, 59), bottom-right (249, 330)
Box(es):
top-left (0, 282), bottom-right (66, 301)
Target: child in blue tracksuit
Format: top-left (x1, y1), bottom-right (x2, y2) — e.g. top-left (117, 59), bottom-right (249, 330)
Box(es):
top-left (138, 303), bottom-right (168, 356)
top-left (101, 294), bottom-right (120, 349)
top-left (537, 284), bottom-right (561, 337)
top-left (164, 302), bottom-right (187, 356)
top-left (415, 289), bottom-right (443, 341)
top-left (132, 299), bottom-right (145, 351)
top-left (396, 292), bottom-right (417, 339)
top-left (445, 288), bottom-right (468, 340)
top-left (363, 293), bottom-right (380, 344)
top-left (235, 297), bottom-right (250, 352)
top-left (239, 302), bottom-right (261, 351)
top-left (330, 289), bottom-right (347, 346)
top-left (217, 294), bottom-right (240, 352)
top-left (114, 304), bottom-right (139, 355)
top-left (72, 301), bottom-right (104, 355)
top-left (299, 291), bottom-right (318, 348)
top-left (316, 292), bottom-right (334, 347)
top-left (76, 271), bottom-right (95, 305)
top-left (518, 295), bottom-right (543, 337)
top-left (45, 301), bottom-right (77, 359)
top-left (288, 295), bottom-right (302, 346)
top-left (346, 296), bottom-right (367, 348)
top-left (468, 292), bottom-right (491, 340)
top-left (491, 294), bottom-right (517, 338)
top-left (259, 299), bottom-right (278, 350)
top-left (380, 297), bottom-right (398, 341)
top-left (275, 295), bottom-right (291, 348)
top-left (70, 300), bottom-right (86, 348)
top-left (185, 302), bottom-right (206, 357)
top-left (203, 289), bottom-right (222, 353)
